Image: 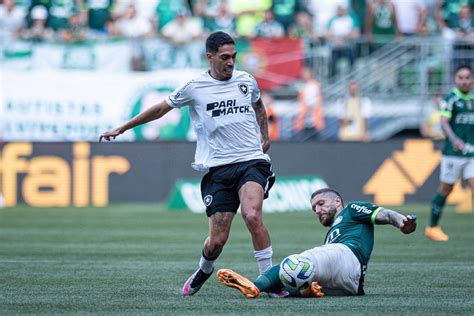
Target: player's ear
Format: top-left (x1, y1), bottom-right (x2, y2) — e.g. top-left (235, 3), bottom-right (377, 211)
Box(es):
top-left (206, 52), bottom-right (213, 61)
top-left (334, 196), bottom-right (342, 207)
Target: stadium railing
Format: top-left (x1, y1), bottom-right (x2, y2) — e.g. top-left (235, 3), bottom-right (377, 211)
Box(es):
top-left (2, 36), bottom-right (472, 141)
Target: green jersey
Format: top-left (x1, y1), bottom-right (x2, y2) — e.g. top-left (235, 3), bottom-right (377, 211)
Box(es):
top-left (86, 0), bottom-right (113, 31)
top-left (48, 0), bottom-right (77, 30)
top-left (440, 88), bottom-right (474, 157)
top-left (440, 0), bottom-right (474, 28)
top-left (372, 4), bottom-right (396, 37)
top-left (155, 0), bottom-right (186, 30)
top-left (324, 201), bottom-right (381, 266)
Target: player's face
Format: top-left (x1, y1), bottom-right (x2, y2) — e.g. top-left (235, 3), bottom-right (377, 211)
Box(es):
top-left (455, 68), bottom-right (473, 93)
top-left (349, 81), bottom-right (358, 96)
top-left (207, 44), bottom-right (237, 80)
top-left (310, 194), bottom-right (338, 227)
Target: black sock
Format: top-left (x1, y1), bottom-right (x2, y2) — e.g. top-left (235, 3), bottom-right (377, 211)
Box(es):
top-left (199, 250), bottom-right (218, 274)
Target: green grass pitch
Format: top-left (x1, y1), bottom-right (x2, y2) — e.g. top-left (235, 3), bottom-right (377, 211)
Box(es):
top-left (1, 204), bottom-right (473, 315)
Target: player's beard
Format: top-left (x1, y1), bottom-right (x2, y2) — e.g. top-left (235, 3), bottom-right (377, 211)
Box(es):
top-left (459, 84), bottom-right (471, 93)
top-left (319, 207), bottom-right (336, 226)
top-left (222, 66), bottom-right (233, 79)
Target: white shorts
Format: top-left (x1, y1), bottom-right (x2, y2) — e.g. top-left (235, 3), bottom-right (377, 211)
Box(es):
top-left (440, 156), bottom-right (474, 184)
top-left (299, 243), bottom-right (362, 296)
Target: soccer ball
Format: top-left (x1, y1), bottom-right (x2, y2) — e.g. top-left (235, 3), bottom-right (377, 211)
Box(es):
top-left (279, 254), bottom-right (316, 293)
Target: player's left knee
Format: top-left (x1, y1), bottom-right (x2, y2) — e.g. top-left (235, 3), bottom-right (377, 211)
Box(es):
top-left (242, 211), bottom-right (263, 229)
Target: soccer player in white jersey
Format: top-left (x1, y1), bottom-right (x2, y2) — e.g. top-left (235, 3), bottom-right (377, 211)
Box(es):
top-left (100, 31), bottom-right (276, 296)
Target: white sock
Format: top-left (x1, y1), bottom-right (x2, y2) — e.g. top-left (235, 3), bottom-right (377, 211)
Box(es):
top-left (254, 245), bottom-right (273, 275)
top-left (199, 251), bottom-right (217, 274)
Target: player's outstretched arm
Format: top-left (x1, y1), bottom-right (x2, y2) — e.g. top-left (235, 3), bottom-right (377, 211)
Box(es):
top-left (99, 101), bottom-right (173, 142)
top-left (251, 98), bottom-right (270, 153)
top-left (375, 208), bottom-right (417, 234)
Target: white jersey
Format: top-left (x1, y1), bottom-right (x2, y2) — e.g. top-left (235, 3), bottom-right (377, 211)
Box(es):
top-left (165, 70), bottom-right (269, 171)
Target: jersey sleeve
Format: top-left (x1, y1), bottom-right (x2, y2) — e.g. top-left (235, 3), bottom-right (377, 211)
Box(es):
top-left (439, 95), bottom-right (453, 119)
top-left (249, 74), bottom-right (261, 103)
top-left (166, 80), bottom-right (194, 108)
top-left (346, 201), bottom-right (382, 225)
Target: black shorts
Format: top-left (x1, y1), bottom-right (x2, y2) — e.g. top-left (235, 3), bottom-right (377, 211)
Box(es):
top-left (201, 159), bottom-right (275, 217)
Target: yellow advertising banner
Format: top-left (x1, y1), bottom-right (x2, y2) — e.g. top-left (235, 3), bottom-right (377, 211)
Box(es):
top-left (0, 142), bottom-right (129, 207)
top-left (364, 139), bottom-right (472, 212)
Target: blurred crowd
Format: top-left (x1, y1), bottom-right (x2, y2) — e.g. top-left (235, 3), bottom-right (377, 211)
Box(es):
top-left (1, 0), bottom-right (473, 51)
top-left (1, 0), bottom-right (472, 142)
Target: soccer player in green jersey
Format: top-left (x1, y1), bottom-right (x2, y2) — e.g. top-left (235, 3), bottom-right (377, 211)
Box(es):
top-left (426, 65), bottom-right (474, 242)
top-left (217, 188), bottom-right (417, 298)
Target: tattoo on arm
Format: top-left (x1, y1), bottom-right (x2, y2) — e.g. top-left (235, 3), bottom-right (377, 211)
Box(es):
top-left (375, 207), bottom-right (405, 228)
top-left (252, 98), bottom-right (269, 141)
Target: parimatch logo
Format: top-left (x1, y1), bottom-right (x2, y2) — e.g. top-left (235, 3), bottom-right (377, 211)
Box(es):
top-left (206, 99), bottom-right (251, 117)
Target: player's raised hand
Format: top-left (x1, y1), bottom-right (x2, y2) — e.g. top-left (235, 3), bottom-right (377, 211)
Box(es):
top-left (400, 215), bottom-right (417, 234)
top-left (99, 128), bottom-right (123, 142)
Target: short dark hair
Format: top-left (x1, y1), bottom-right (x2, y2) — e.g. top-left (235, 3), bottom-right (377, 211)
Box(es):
top-left (455, 64), bottom-right (472, 75)
top-left (206, 31), bottom-right (235, 53)
top-left (310, 188), bottom-right (344, 207)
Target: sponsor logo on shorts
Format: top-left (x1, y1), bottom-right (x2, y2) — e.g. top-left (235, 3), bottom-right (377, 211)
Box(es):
top-left (203, 195), bottom-right (213, 206)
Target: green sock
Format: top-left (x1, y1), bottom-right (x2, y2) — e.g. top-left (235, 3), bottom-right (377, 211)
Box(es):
top-left (254, 264), bottom-right (283, 293)
top-left (430, 193), bottom-right (447, 227)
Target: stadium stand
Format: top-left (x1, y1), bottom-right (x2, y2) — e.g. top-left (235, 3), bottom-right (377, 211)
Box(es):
top-left (1, 0), bottom-right (472, 141)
